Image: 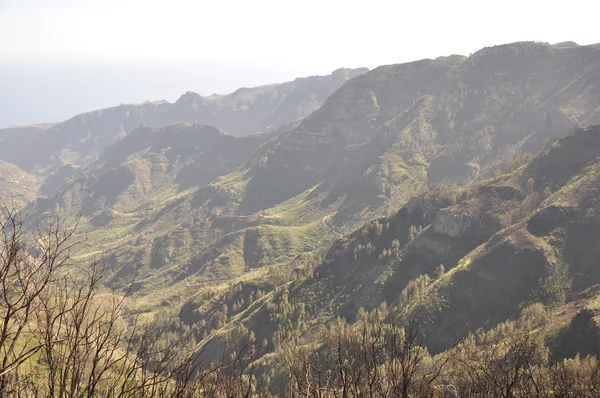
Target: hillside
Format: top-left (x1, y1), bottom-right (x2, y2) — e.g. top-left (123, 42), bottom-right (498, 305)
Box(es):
top-left (6, 41), bottom-right (600, 396)
top-left (222, 42), bottom-right (600, 225)
top-left (21, 41), bottom-right (600, 315)
top-left (0, 160), bottom-right (39, 208)
top-left (0, 68), bottom-right (367, 175)
top-left (172, 126), bottom-right (600, 375)
top-left (24, 123), bottom-right (286, 286)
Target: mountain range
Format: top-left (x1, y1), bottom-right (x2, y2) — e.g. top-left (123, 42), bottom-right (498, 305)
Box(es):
top-left (0, 67), bottom-right (366, 176)
top-left (2, 41), bottom-right (600, 388)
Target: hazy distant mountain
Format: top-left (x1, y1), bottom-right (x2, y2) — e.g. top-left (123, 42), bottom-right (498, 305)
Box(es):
top-left (0, 67), bottom-right (367, 174)
top-left (170, 67), bottom-right (369, 136)
top-left (0, 60), bottom-right (355, 128)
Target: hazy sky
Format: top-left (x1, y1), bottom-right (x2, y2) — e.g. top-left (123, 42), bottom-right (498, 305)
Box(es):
top-left (2, 0), bottom-right (599, 67)
top-left (0, 0), bottom-right (599, 126)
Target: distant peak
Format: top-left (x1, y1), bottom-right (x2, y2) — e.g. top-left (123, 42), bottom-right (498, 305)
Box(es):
top-left (331, 67), bottom-right (369, 79)
top-left (467, 41), bottom-right (551, 61)
top-left (552, 41), bottom-right (580, 49)
top-left (175, 91), bottom-right (203, 104)
top-left (142, 99), bottom-right (169, 105)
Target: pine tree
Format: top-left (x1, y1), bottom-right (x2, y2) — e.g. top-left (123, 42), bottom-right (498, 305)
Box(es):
top-left (391, 239), bottom-right (401, 258)
top-left (435, 264), bottom-right (445, 278)
top-left (409, 225), bottom-right (417, 240)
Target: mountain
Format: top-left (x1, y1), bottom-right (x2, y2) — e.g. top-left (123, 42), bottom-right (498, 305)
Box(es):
top-left (7, 41), bottom-right (600, 394)
top-left (29, 122), bottom-right (275, 215)
top-left (177, 125), bottom-right (600, 365)
top-left (222, 41), bottom-right (600, 225)
top-left (24, 41), bottom-right (600, 305)
top-left (118, 42), bottom-right (600, 365)
top-left (313, 125), bottom-right (600, 355)
top-left (170, 67), bottom-right (369, 136)
top-left (0, 68), bottom-right (367, 175)
top-left (0, 160), bottom-right (39, 208)
top-left (25, 121), bottom-right (339, 291)
top-left (25, 123), bottom-right (280, 281)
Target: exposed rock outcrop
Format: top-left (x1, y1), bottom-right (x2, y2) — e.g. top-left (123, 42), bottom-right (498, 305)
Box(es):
top-left (554, 308), bottom-right (600, 359)
top-left (433, 208), bottom-right (486, 237)
top-left (404, 193), bottom-right (454, 223)
top-left (527, 205), bottom-right (580, 236)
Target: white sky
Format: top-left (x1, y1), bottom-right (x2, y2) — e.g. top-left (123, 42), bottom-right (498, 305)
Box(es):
top-left (1, 0), bottom-right (599, 127)
top-left (2, 0), bottom-right (599, 70)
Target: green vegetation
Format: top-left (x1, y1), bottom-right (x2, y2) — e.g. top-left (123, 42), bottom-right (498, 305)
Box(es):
top-left (4, 41), bottom-right (600, 396)
top-left (0, 160), bottom-right (39, 208)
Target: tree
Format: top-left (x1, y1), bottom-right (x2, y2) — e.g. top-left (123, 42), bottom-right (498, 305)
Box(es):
top-left (409, 225), bottom-right (418, 241)
top-left (281, 310), bottom-right (452, 398)
top-left (435, 264), bottom-right (445, 278)
top-left (0, 209), bottom-right (83, 394)
top-left (453, 330), bottom-right (545, 398)
top-left (0, 208), bottom-right (215, 396)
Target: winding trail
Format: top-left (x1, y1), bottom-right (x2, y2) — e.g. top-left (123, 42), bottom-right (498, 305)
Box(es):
top-left (322, 214), bottom-right (344, 237)
top-left (185, 278), bottom-right (232, 287)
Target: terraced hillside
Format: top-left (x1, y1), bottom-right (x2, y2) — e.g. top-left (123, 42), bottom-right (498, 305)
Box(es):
top-left (174, 126), bottom-right (600, 371)
top-left (24, 123), bottom-right (287, 287)
top-left (22, 41), bottom-right (600, 319)
top-left (6, 41), bottom-right (600, 395)
top-left (0, 160), bottom-right (40, 208)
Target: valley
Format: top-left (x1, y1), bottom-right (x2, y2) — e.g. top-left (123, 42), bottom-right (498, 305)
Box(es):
top-left (3, 40), bottom-right (600, 396)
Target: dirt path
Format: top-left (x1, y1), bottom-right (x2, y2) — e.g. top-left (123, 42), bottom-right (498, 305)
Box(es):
top-left (322, 215), bottom-right (344, 237)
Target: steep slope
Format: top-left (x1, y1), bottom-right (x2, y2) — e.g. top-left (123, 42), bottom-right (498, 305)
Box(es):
top-left (0, 68), bottom-right (367, 174)
top-left (24, 41), bottom-right (600, 318)
top-left (254, 125), bottom-right (600, 355)
top-left (403, 126), bottom-right (600, 351)
top-left (24, 123), bottom-right (309, 287)
top-left (163, 126), bottom-right (600, 376)
top-left (213, 41), bottom-right (600, 234)
top-left (0, 160), bottom-right (40, 208)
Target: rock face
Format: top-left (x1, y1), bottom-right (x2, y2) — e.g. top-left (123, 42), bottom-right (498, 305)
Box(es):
top-left (554, 308), bottom-right (600, 358)
top-left (404, 193), bottom-right (454, 223)
top-left (527, 205), bottom-right (580, 236)
top-left (412, 233), bottom-right (452, 257)
top-left (433, 208), bottom-right (485, 237)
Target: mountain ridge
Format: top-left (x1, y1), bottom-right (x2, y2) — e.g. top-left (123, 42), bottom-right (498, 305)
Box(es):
top-left (0, 67), bottom-right (368, 175)
top-left (6, 40), bottom-right (600, 372)
top-left (22, 41), bottom-right (600, 299)
top-left (175, 125), bottom-right (600, 368)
